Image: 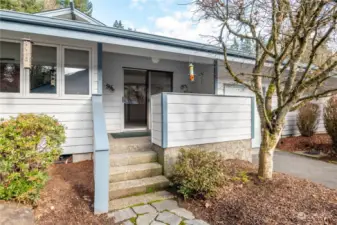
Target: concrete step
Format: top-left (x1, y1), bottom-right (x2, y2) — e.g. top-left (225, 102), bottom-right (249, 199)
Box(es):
top-left (109, 176), bottom-right (170, 200)
top-left (109, 191), bottom-right (175, 211)
top-left (109, 136), bottom-right (152, 153)
top-left (109, 163), bottom-right (163, 183)
top-left (110, 151), bottom-right (157, 167)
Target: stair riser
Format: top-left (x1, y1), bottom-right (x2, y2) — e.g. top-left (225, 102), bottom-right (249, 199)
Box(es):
top-left (109, 181), bottom-right (170, 200)
top-left (110, 143), bottom-right (152, 153)
top-left (110, 155), bottom-right (157, 167)
top-left (110, 167), bottom-right (162, 183)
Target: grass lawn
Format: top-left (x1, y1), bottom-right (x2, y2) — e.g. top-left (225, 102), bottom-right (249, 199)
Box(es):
top-left (179, 159), bottom-right (337, 225)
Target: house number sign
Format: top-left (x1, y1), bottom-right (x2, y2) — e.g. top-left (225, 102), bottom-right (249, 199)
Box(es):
top-left (23, 39), bottom-right (32, 69)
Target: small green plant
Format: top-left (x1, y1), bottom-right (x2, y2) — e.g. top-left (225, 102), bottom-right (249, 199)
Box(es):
top-left (232, 171), bottom-right (250, 183)
top-left (0, 114), bottom-right (66, 204)
top-left (129, 217), bottom-right (137, 225)
top-left (297, 102), bottom-right (320, 137)
top-left (172, 149), bottom-right (225, 199)
top-left (324, 96), bottom-right (337, 154)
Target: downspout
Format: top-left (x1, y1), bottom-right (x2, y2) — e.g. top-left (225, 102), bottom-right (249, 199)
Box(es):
top-left (70, 1), bottom-right (76, 21)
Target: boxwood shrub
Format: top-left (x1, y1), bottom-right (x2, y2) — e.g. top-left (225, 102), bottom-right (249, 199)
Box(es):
top-left (172, 148), bottom-right (226, 199)
top-left (324, 96), bottom-right (337, 154)
top-left (0, 114), bottom-right (66, 204)
top-left (297, 102), bottom-right (320, 137)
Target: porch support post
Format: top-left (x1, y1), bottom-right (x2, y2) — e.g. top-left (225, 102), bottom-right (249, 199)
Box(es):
top-left (213, 59), bottom-right (218, 95)
top-left (97, 43), bottom-right (103, 95)
top-left (93, 42), bottom-right (109, 214)
top-left (161, 93), bottom-right (168, 148)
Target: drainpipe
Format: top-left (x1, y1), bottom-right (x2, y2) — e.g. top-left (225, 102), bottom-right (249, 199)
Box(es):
top-left (70, 1), bottom-right (76, 20)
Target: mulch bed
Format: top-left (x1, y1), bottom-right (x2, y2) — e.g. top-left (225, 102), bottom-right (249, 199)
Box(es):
top-left (179, 160), bottom-right (337, 225)
top-left (34, 160), bottom-right (114, 225)
top-left (277, 134), bottom-right (337, 162)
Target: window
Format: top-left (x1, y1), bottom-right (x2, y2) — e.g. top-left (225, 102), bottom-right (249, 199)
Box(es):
top-left (30, 45), bottom-right (57, 94)
top-left (0, 41), bottom-right (21, 93)
top-left (64, 48), bottom-right (89, 95)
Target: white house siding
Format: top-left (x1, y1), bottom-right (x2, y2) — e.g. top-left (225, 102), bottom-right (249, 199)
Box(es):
top-left (0, 31), bottom-right (98, 155)
top-left (0, 98), bottom-right (93, 154)
top-left (102, 52), bottom-right (214, 133)
top-left (165, 94), bottom-right (252, 148)
top-left (151, 94), bottom-right (162, 146)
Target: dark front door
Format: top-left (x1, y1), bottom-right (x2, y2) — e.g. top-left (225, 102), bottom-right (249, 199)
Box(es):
top-left (123, 68), bottom-right (173, 131)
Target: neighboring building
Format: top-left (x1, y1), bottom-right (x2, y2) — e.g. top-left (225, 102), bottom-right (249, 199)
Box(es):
top-left (0, 8), bottom-right (334, 213)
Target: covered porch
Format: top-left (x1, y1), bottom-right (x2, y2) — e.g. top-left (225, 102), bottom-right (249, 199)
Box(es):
top-left (0, 10), bottom-right (255, 214)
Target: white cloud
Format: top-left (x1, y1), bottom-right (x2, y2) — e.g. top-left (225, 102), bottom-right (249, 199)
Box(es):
top-left (130, 0), bottom-right (148, 10)
top-left (147, 5), bottom-right (221, 44)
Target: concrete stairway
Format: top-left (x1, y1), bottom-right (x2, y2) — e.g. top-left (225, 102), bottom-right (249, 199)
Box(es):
top-left (108, 136), bottom-right (172, 211)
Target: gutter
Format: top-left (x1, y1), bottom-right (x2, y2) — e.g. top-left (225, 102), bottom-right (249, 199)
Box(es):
top-left (0, 10), bottom-right (255, 60)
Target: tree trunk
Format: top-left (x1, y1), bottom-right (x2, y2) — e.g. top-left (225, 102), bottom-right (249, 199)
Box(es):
top-left (258, 129), bottom-right (282, 179)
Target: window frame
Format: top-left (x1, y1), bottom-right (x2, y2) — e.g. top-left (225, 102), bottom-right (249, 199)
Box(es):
top-left (0, 38), bottom-right (24, 97)
top-left (26, 42), bottom-right (61, 98)
top-left (61, 45), bottom-right (92, 98)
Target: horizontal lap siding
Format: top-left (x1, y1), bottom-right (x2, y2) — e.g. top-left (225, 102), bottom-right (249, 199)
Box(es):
top-left (103, 94), bottom-right (121, 133)
top-left (0, 98), bottom-right (93, 154)
top-left (151, 94), bottom-right (162, 146)
top-left (166, 94), bottom-right (252, 148)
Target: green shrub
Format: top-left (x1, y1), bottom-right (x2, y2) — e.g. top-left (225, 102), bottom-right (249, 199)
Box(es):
top-left (0, 114), bottom-right (66, 204)
top-left (172, 149), bottom-right (225, 199)
top-left (297, 102), bottom-right (320, 137)
top-left (324, 96), bottom-right (337, 154)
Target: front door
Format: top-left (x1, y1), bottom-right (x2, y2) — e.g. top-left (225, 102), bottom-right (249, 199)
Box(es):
top-left (123, 68), bottom-right (172, 131)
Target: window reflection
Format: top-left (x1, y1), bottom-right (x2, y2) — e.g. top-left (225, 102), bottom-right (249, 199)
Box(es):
top-left (64, 49), bottom-right (89, 95)
top-left (30, 45), bottom-right (57, 94)
top-left (0, 41), bottom-right (20, 93)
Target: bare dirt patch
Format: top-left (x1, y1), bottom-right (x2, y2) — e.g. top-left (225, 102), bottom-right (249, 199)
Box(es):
top-left (34, 160), bottom-right (114, 225)
top-left (179, 160), bottom-right (337, 225)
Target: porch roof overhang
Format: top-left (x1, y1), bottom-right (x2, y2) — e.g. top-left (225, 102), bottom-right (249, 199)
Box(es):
top-left (0, 10), bottom-right (255, 64)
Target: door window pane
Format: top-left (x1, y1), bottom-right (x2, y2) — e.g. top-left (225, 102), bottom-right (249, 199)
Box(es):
top-left (64, 49), bottom-right (89, 95)
top-left (0, 41), bottom-right (21, 93)
top-left (30, 45), bottom-right (57, 94)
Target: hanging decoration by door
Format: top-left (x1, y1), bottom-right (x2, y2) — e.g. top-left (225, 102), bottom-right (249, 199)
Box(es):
top-left (189, 63), bottom-right (195, 82)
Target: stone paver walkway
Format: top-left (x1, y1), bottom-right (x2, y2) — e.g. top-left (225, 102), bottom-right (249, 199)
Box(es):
top-left (108, 199), bottom-right (209, 225)
top-left (253, 150), bottom-right (337, 189)
top-left (0, 203), bottom-right (34, 225)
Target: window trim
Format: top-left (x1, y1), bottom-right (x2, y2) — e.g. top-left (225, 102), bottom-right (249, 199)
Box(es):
top-left (0, 38), bottom-right (24, 97)
top-left (61, 45), bottom-right (92, 98)
top-left (26, 42), bottom-right (61, 98)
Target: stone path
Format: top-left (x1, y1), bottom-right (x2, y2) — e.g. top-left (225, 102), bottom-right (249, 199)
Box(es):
top-left (108, 199), bottom-right (209, 225)
top-left (0, 203), bottom-right (34, 225)
top-left (253, 150), bottom-right (337, 189)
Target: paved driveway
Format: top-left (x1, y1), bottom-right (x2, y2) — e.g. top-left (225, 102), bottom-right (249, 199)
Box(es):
top-left (252, 151), bottom-right (337, 189)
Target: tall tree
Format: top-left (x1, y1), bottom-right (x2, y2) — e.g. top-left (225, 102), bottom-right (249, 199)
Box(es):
top-left (195, 0), bottom-right (337, 179)
top-left (0, 0), bottom-right (93, 15)
top-left (0, 0), bottom-right (44, 13)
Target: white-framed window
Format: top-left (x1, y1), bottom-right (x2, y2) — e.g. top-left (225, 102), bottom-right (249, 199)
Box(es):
top-left (1, 39), bottom-right (92, 98)
top-left (62, 46), bottom-right (91, 97)
top-left (0, 39), bottom-right (23, 95)
top-left (28, 43), bottom-right (60, 97)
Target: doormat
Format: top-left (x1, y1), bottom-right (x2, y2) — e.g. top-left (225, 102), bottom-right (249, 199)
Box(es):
top-left (110, 131), bottom-right (151, 139)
